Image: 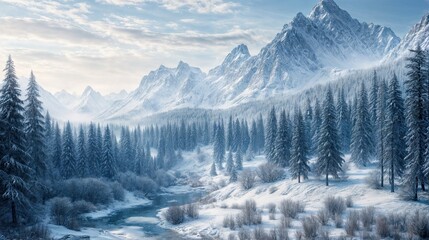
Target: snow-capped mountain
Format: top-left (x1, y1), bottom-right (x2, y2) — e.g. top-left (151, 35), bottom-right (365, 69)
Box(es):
top-left (73, 86), bottom-right (110, 114)
top-left (385, 13), bottom-right (429, 61)
top-left (98, 0), bottom-right (401, 121)
top-left (98, 61), bottom-right (205, 120)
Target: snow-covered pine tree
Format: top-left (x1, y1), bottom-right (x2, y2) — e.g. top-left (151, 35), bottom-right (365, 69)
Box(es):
top-left (210, 161), bottom-right (217, 176)
top-left (120, 127), bottom-right (133, 172)
top-left (230, 166), bottom-right (238, 182)
top-left (249, 120), bottom-right (258, 154)
top-left (304, 98), bottom-right (313, 156)
top-left (226, 116), bottom-right (233, 151)
top-left (96, 124), bottom-right (103, 172)
top-left (336, 88), bottom-right (351, 153)
top-left (241, 120), bottom-right (250, 153)
top-left (316, 87), bottom-right (344, 186)
top-left (44, 112), bottom-right (54, 178)
top-left (274, 110), bottom-right (291, 167)
top-left (289, 109), bottom-right (309, 183)
top-left (87, 123), bottom-right (99, 176)
top-left (76, 126), bottom-right (88, 178)
top-left (369, 71), bottom-right (378, 155)
top-left (226, 151), bottom-right (234, 174)
top-left (52, 123), bottom-right (62, 173)
top-left (0, 56), bottom-right (32, 225)
top-left (134, 141), bottom-right (146, 176)
top-left (232, 119), bottom-right (242, 152)
top-left (61, 121), bottom-right (76, 179)
top-left (101, 125), bottom-right (116, 179)
top-left (157, 130), bottom-right (166, 169)
top-left (257, 114), bottom-right (265, 154)
top-left (213, 121), bottom-right (225, 169)
top-left (376, 80), bottom-right (387, 187)
top-left (24, 71), bottom-right (46, 179)
top-left (403, 46), bottom-right (428, 200)
top-left (351, 82), bottom-right (372, 167)
top-left (265, 107), bottom-right (277, 162)
top-left (384, 74), bottom-right (405, 192)
top-left (235, 148), bottom-right (243, 170)
top-left (179, 120), bottom-right (186, 150)
top-left (311, 99), bottom-right (322, 155)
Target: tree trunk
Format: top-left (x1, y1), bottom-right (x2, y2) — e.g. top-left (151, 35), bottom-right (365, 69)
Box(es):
top-left (326, 173), bottom-right (329, 186)
top-left (391, 166), bottom-right (394, 193)
top-left (298, 173), bottom-right (301, 183)
top-left (380, 140), bottom-right (384, 188)
top-left (415, 177), bottom-right (418, 201)
top-left (421, 181), bottom-right (425, 191)
top-left (11, 201), bottom-right (17, 226)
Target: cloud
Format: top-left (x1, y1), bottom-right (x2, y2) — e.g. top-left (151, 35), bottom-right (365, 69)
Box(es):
top-left (97, 0), bottom-right (239, 14)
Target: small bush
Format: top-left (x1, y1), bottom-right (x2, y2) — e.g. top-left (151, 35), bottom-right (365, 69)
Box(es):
top-left (110, 181), bottom-right (125, 201)
top-left (240, 199), bottom-right (261, 225)
top-left (376, 214), bottom-right (389, 238)
top-left (365, 171), bottom-right (382, 189)
top-left (239, 169), bottom-right (256, 190)
top-left (235, 214), bottom-right (244, 228)
top-left (257, 163), bottom-right (284, 183)
top-left (346, 196), bottom-right (353, 208)
top-left (360, 207), bottom-right (375, 230)
top-left (164, 205), bottom-right (185, 225)
top-left (388, 213), bottom-right (407, 232)
top-left (155, 170), bottom-right (176, 187)
top-left (324, 196), bottom-right (346, 217)
top-left (228, 233), bottom-right (236, 240)
top-left (238, 228), bottom-right (251, 240)
top-left (279, 199), bottom-right (305, 219)
top-left (50, 197), bottom-right (72, 226)
top-left (334, 214), bottom-right (343, 228)
top-left (407, 211), bottom-right (429, 239)
top-left (71, 200), bottom-right (96, 216)
top-left (317, 210), bottom-right (329, 226)
top-left (20, 224), bottom-right (51, 240)
top-left (60, 178), bottom-right (114, 205)
top-left (268, 203), bottom-right (276, 220)
top-left (280, 216), bottom-right (291, 229)
top-left (185, 203), bottom-right (199, 219)
top-left (253, 227), bottom-right (269, 240)
top-left (223, 215), bottom-right (236, 230)
top-left (345, 211), bottom-right (360, 236)
top-left (277, 227), bottom-right (289, 240)
top-left (302, 216), bottom-right (320, 239)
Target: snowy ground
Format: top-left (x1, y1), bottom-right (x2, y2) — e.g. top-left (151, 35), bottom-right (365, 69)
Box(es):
top-left (159, 146), bottom-right (429, 239)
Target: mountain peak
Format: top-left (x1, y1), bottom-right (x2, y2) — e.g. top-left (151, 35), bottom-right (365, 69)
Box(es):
top-left (309, 0), bottom-right (346, 21)
top-left (231, 44), bottom-right (250, 56)
top-left (177, 60), bottom-right (190, 70)
top-left (82, 86), bottom-right (95, 96)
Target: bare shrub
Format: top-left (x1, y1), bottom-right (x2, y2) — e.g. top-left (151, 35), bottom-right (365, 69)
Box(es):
top-left (231, 203), bottom-right (241, 209)
top-left (346, 196), bottom-right (353, 208)
top-left (387, 213), bottom-right (407, 232)
top-left (267, 203), bottom-right (276, 220)
top-left (110, 181), bottom-right (125, 201)
top-left (239, 169), bottom-right (256, 190)
top-left (279, 199), bottom-right (305, 219)
top-left (20, 224), bottom-right (51, 240)
top-left (70, 200), bottom-right (96, 216)
top-left (365, 171), bottom-right (382, 189)
top-left (116, 172), bottom-right (158, 195)
top-left (280, 216), bottom-right (291, 229)
top-left (228, 233), bottom-right (236, 240)
top-left (277, 227), bottom-right (289, 240)
top-left (376, 214), bottom-right (389, 238)
top-left (240, 199), bottom-right (261, 225)
top-left (334, 214), bottom-right (343, 228)
top-left (407, 211), bottom-right (429, 239)
top-left (257, 163), bottom-right (284, 183)
top-left (360, 206), bottom-right (375, 230)
top-left (185, 203), bottom-right (199, 219)
top-left (345, 211), bottom-right (360, 236)
top-left (155, 169), bottom-right (176, 187)
top-left (50, 197), bottom-right (72, 226)
top-left (319, 230), bottom-right (330, 240)
top-left (253, 226), bottom-right (269, 240)
top-left (317, 210), bottom-right (329, 226)
top-left (324, 196), bottom-right (346, 217)
top-left (223, 215), bottom-right (236, 230)
top-left (295, 231), bottom-right (304, 240)
top-left (238, 228), bottom-right (251, 240)
top-left (60, 178), bottom-right (113, 205)
top-left (235, 214), bottom-right (244, 228)
top-left (302, 216), bottom-right (320, 239)
top-left (164, 205), bottom-right (185, 225)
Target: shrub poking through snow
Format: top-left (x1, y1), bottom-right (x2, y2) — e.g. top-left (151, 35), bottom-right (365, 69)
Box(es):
top-left (256, 163), bottom-right (284, 183)
top-left (387, 213), bottom-right (407, 232)
top-left (185, 203), bottom-right (199, 219)
top-left (240, 199), bottom-right (262, 225)
top-left (50, 197), bottom-right (72, 226)
top-left (346, 196), bottom-right (353, 208)
top-left (334, 214), bottom-right (343, 228)
top-left (365, 171), bottom-right (382, 189)
top-left (345, 210), bottom-right (360, 236)
top-left (223, 215), bottom-right (236, 230)
top-left (302, 216), bottom-right (320, 239)
top-left (324, 196), bottom-right (346, 217)
top-left (239, 169), bottom-right (256, 190)
top-left (317, 210), bottom-right (329, 226)
top-left (376, 214), bottom-right (389, 238)
top-left (360, 206), bottom-right (375, 230)
top-left (407, 211), bottom-right (429, 239)
top-left (164, 205), bottom-right (185, 225)
top-left (280, 216), bottom-right (292, 229)
top-left (238, 228), bottom-right (251, 240)
top-left (110, 181), bottom-right (125, 201)
top-left (279, 199), bottom-right (305, 219)
top-left (268, 203), bottom-right (276, 220)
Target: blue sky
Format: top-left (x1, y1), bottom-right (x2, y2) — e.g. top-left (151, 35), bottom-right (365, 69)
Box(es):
top-left (0, 0), bottom-right (427, 94)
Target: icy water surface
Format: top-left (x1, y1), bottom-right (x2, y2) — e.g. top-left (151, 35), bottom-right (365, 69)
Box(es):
top-left (87, 190), bottom-right (204, 239)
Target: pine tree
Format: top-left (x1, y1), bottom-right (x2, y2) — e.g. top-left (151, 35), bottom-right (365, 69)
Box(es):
top-left (87, 123), bottom-right (99, 176)
top-left (369, 71), bottom-right (378, 155)
top-left (232, 119), bottom-right (242, 152)
top-left (101, 126), bottom-right (116, 179)
top-left (376, 80), bottom-right (387, 187)
top-left (210, 161), bottom-right (217, 176)
top-left (213, 121), bottom-right (225, 169)
top-left (134, 141), bottom-right (146, 176)
top-left (230, 166), bottom-right (238, 182)
top-left (311, 99), bottom-right (322, 155)
top-left (289, 109), bottom-right (309, 183)
top-left (249, 120), bottom-right (258, 153)
top-left (52, 123), bottom-right (62, 173)
top-left (44, 112), bottom-right (54, 178)
top-left (257, 114), bottom-right (265, 153)
top-left (316, 87), bottom-right (344, 186)
top-left (265, 107), bottom-right (277, 162)
top-left (61, 121), bottom-right (76, 179)
top-left (226, 151), bottom-right (234, 174)
top-left (336, 88), bottom-right (351, 153)
top-left (76, 126), bottom-right (88, 178)
top-left (235, 149), bottom-right (243, 170)
top-left (226, 116), bottom-right (233, 151)
top-left (0, 56), bottom-right (32, 225)
top-left (275, 110), bottom-right (291, 167)
top-left (351, 82), bottom-right (372, 167)
top-left (384, 74), bottom-right (405, 192)
top-left (241, 120), bottom-right (250, 153)
top-left (304, 99), bottom-right (314, 155)
top-left (403, 46), bottom-right (428, 200)
top-left (24, 71), bottom-right (46, 179)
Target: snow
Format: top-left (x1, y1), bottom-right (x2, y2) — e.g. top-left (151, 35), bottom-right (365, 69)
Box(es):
top-left (157, 146), bottom-right (429, 239)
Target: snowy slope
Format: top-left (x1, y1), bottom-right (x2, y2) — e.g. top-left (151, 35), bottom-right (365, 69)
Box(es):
top-left (98, 0), bottom-right (400, 121)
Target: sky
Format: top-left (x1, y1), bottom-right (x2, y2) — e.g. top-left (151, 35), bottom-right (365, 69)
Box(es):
top-left (0, 0), bottom-right (428, 95)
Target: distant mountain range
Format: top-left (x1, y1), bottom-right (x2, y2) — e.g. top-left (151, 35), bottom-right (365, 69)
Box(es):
top-left (32, 0), bottom-right (429, 124)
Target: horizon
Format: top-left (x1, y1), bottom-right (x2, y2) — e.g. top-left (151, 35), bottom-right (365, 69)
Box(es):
top-left (0, 0), bottom-right (428, 95)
